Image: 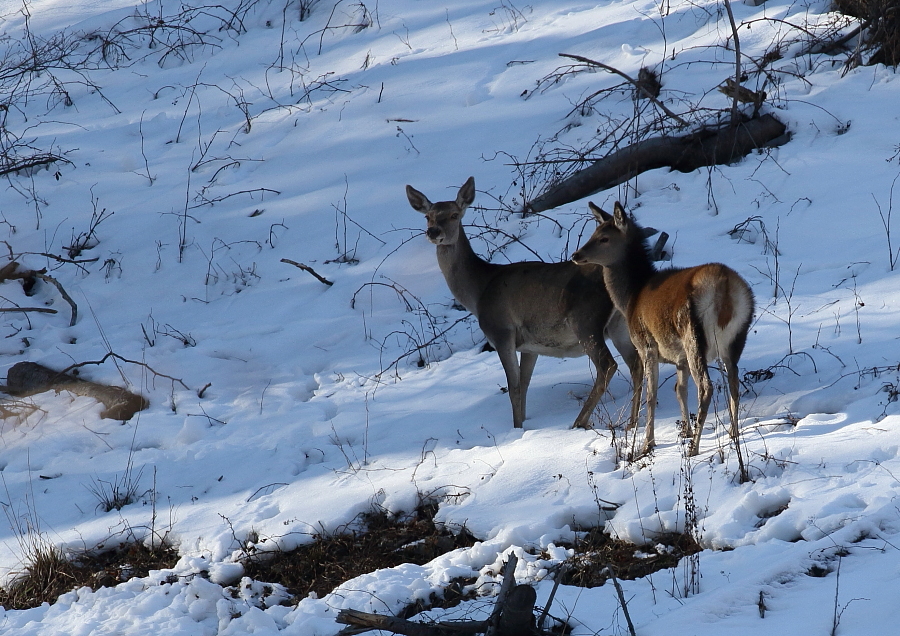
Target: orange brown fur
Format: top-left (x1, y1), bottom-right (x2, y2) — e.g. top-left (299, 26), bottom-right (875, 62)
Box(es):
top-left (571, 202), bottom-right (753, 479)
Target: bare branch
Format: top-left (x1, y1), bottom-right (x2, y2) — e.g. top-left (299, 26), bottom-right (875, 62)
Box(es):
top-left (558, 53), bottom-right (688, 126)
top-left (35, 273), bottom-right (78, 326)
top-left (280, 258), bottom-right (334, 286)
top-left (0, 307), bottom-right (57, 315)
top-left (58, 352), bottom-right (189, 391)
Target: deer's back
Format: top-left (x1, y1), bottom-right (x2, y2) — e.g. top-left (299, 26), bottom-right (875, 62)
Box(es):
top-left (631, 264), bottom-right (753, 363)
top-left (476, 261), bottom-right (614, 357)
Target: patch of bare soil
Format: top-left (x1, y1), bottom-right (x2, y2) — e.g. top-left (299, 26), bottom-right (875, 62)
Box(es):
top-left (241, 502), bottom-right (478, 605)
top-left (558, 527), bottom-right (702, 587)
top-left (0, 502), bottom-right (702, 618)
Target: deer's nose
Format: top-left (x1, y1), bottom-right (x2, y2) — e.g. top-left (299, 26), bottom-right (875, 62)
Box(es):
top-left (426, 227), bottom-right (441, 240)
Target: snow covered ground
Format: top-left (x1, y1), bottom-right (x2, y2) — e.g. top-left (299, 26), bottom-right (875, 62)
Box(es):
top-left (0, 0), bottom-right (899, 633)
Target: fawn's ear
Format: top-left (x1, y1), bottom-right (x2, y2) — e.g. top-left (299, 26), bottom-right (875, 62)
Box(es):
top-left (406, 184), bottom-right (432, 214)
top-left (588, 202), bottom-right (612, 223)
top-left (456, 176), bottom-right (476, 211)
top-left (612, 201), bottom-right (629, 230)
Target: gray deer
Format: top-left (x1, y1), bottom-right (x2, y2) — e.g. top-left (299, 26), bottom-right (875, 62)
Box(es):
top-left (406, 176), bottom-right (638, 429)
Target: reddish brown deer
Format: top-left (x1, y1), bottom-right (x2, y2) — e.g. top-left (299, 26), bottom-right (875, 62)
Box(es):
top-left (572, 202), bottom-right (753, 477)
top-left (406, 177), bottom-right (639, 429)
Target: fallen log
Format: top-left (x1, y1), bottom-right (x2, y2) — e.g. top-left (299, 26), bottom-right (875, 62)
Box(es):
top-left (337, 608), bottom-right (485, 636)
top-left (525, 114), bottom-right (789, 214)
top-left (336, 554), bottom-right (538, 636)
top-left (2, 361), bottom-right (149, 421)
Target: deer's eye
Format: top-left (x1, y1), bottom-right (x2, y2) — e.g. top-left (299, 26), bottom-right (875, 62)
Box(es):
top-left (450, 213), bottom-right (459, 220)
top-left (598, 236), bottom-right (609, 244)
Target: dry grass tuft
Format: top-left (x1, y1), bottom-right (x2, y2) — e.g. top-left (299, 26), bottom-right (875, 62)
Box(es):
top-left (0, 538), bottom-right (178, 610)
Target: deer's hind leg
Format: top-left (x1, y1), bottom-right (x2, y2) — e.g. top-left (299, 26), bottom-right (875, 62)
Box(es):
top-left (721, 356), bottom-right (750, 482)
top-left (641, 345), bottom-right (660, 454)
top-left (675, 363), bottom-right (692, 442)
top-left (573, 337), bottom-right (617, 430)
top-left (519, 351), bottom-right (538, 408)
top-left (686, 355), bottom-right (712, 457)
top-left (605, 311), bottom-right (642, 427)
top-left (721, 357), bottom-right (741, 441)
top-left (489, 327), bottom-right (528, 429)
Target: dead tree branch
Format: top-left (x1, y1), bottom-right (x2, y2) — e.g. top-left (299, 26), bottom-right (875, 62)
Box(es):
top-left (558, 54), bottom-right (688, 126)
top-left (281, 258), bottom-right (334, 286)
top-left (600, 566), bottom-right (636, 636)
top-left (337, 609), bottom-right (484, 636)
top-left (525, 114), bottom-right (788, 214)
top-left (484, 553), bottom-right (520, 636)
top-left (0, 307), bottom-right (57, 315)
top-left (54, 352), bottom-right (190, 391)
top-left (0, 153), bottom-right (71, 178)
top-left (0, 261), bottom-right (78, 325)
top-left (35, 273), bottom-right (78, 326)
top-left (336, 553), bottom-right (539, 636)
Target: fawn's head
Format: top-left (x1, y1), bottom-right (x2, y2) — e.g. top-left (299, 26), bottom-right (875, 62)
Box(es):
top-left (406, 176), bottom-right (476, 246)
top-left (571, 201), bottom-right (635, 266)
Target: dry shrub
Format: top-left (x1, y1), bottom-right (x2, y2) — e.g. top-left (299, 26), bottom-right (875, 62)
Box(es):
top-left (0, 540), bottom-right (75, 610)
top-left (0, 539), bottom-right (178, 610)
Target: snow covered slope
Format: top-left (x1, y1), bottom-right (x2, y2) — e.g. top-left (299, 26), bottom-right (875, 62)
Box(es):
top-left (0, 0), bottom-right (899, 633)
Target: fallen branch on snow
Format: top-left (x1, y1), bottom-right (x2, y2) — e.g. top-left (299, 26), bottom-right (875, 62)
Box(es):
top-left (336, 553), bottom-right (540, 636)
top-left (525, 114), bottom-right (788, 214)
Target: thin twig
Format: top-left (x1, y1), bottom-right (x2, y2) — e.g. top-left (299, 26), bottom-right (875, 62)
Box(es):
top-left (281, 258), bottom-right (334, 286)
top-left (0, 307), bottom-right (57, 314)
top-left (723, 0), bottom-right (742, 124)
top-left (537, 564), bottom-right (566, 631)
top-left (59, 352), bottom-right (189, 390)
top-left (558, 53), bottom-right (688, 126)
top-left (600, 565), bottom-right (636, 636)
top-left (190, 187), bottom-right (281, 209)
top-left (36, 273), bottom-right (77, 326)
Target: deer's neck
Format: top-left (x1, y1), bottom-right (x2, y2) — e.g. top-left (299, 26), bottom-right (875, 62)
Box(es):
top-left (602, 237), bottom-right (657, 319)
top-left (436, 230), bottom-right (499, 316)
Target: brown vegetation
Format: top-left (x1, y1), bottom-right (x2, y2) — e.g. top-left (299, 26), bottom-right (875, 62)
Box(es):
top-left (0, 541), bottom-right (178, 610)
top-left (559, 527), bottom-right (701, 588)
top-left (241, 503), bottom-right (477, 604)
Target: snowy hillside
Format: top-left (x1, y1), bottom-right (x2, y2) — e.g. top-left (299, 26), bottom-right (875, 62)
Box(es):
top-left (1, 0), bottom-right (899, 634)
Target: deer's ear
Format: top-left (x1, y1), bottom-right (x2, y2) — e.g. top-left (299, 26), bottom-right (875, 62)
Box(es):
top-left (456, 176), bottom-right (476, 211)
top-left (406, 185), bottom-right (432, 213)
top-left (612, 201), bottom-right (628, 230)
top-left (588, 202), bottom-right (612, 223)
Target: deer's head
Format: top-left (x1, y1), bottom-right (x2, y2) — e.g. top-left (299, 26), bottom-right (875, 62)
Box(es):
top-left (571, 201), bottom-right (634, 267)
top-left (406, 176), bottom-right (476, 246)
